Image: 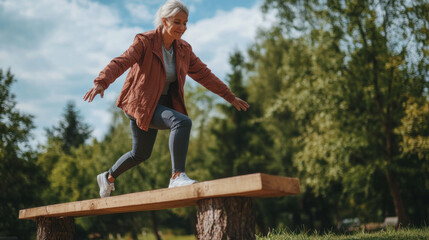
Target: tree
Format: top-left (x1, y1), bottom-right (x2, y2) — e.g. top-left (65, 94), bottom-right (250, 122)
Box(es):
top-left (396, 97), bottom-right (429, 225)
top-left (397, 98), bottom-right (429, 161)
top-left (38, 101), bottom-right (93, 205)
top-left (247, 28), bottom-right (347, 230)
top-left (46, 101), bottom-right (92, 153)
top-left (261, 0), bottom-right (429, 226)
top-left (209, 51), bottom-right (274, 178)
top-left (206, 51), bottom-right (280, 233)
top-left (0, 69), bottom-right (46, 238)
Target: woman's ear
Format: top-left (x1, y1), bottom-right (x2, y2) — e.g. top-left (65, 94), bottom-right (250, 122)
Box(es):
top-left (161, 17), bottom-right (167, 26)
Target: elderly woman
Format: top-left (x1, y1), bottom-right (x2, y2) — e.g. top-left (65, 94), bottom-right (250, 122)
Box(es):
top-left (84, 0), bottom-right (249, 198)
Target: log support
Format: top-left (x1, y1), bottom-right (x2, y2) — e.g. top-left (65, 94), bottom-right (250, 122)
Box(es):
top-left (36, 217), bottom-right (75, 240)
top-left (35, 197), bottom-right (256, 240)
top-left (196, 197), bottom-right (255, 240)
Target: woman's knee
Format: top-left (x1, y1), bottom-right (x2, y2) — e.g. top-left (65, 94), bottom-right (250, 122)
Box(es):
top-left (176, 116), bottom-right (192, 130)
top-left (130, 149), bottom-right (151, 163)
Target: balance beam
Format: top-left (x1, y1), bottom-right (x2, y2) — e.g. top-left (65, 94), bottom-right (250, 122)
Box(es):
top-left (19, 173), bottom-right (300, 240)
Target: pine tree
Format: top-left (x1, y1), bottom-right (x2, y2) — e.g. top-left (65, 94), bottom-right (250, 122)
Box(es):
top-left (46, 101), bottom-right (92, 153)
top-left (208, 51), bottom-right (273, 178)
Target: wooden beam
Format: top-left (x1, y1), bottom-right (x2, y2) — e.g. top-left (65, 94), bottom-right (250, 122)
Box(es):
top-left (19, 173), bottom-right (300, 220)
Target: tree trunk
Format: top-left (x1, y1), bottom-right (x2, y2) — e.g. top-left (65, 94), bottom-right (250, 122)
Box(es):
top-left (196, 197), bottom-right (255, 240)
top-left (150, 211), bottom-right (162, 240)
top-left (386, 170), bottom-right (409, 226)
top-left (36, 217), bottom-right (75, 240)
top-left (384, 116), bottom-right (409, 226)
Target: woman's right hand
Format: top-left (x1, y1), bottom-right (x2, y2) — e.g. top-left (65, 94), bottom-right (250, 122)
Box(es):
top-left (83, 84), bottom-right (104, 102)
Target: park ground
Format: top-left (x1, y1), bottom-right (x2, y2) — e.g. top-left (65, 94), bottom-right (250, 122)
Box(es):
top-left (110, 227), bottom-right (429, 240)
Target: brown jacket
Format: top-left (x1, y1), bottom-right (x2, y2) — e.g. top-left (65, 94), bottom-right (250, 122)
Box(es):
top-left (94, 26), bottom-right (236, 131)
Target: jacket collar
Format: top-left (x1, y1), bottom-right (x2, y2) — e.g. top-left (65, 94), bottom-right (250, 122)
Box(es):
top-left (152, 26), bottom-right (164, 60)
top-left (153, 25), bottom-right (185, 59)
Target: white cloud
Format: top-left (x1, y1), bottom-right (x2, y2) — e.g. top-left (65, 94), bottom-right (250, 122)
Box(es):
top-left (2, 0), bottom-right (141, 81)
top-left (125, 3), bottom-right (153, 23)
top-left (183, 4), bottom-right (276, 80)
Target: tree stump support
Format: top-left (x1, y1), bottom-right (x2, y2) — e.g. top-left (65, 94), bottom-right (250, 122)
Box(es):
top-left (196, 197), bottom-right (255, 240)
top-left (36, 217), bottom-right (75, 240)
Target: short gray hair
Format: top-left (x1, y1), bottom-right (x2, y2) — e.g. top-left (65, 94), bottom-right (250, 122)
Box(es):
top-left (154, 0), bottom-right (189, 28)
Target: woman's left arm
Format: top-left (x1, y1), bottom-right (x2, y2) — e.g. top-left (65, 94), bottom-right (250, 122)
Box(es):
top-left (187, 49), bottom-right (249, 111)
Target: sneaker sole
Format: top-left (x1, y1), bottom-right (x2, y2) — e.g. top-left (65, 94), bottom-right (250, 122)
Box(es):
top-left (168, 181), bottom-right (198, 188)
top-left (97, 174), bottom-right (106, 198)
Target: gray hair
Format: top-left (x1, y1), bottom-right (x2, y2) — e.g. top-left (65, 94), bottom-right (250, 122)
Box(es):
top-left (154, 0), bottom-right (189, 28)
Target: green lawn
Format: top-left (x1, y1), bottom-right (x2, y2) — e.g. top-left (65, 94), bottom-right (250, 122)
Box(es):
top-left (114, 227), bottom-right (429, 240)
top-left (137, 234), bottom-right (195, 240)
top-left (256, 227), bottom-right (429, 240)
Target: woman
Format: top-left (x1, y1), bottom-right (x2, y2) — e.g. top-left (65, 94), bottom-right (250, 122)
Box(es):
top-left (83, 0), bottom-right (249, 198)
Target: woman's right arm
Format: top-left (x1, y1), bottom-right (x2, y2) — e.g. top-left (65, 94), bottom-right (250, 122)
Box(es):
top-left (83, 35), bottom-right (145, 102)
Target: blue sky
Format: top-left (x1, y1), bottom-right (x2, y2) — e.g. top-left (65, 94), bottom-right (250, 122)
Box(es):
top-left (0, 0), bottom-right (275, 146)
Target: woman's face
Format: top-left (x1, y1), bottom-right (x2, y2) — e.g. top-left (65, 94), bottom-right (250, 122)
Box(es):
top-left (162, 11), bottom-right (188, 41)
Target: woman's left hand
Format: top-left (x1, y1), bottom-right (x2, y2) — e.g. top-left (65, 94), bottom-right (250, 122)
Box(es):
top-left (231, 97), bottom-right (250, 111)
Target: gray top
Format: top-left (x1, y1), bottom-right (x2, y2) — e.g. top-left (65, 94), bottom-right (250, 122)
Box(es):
top-left (162, 45), bottom-right (177, 95)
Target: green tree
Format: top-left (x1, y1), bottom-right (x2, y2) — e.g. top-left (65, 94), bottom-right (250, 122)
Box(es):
top-left (46, 101), bottom-right (92, 153)
top-left (396, 97), bottom-right (429, 225)
top-left (0, 69), bottom-right (46, 238)
top-left (209, 51), bottom-right (273, 177)
top-left (206, 51), bottom-right (281, 233)
top-left (397, 98), bottom-right (429, 160)
top-left (185, 82), bottom-right (216, 181)
top-left (260, 0), bottom-right (428, 226)
top-left (247, 28), bottom-right (346, 230)
top-left (38, 101), bottom-right (93, 204)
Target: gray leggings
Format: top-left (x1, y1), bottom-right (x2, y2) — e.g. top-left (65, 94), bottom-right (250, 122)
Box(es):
top-left (109, 95), bottom-right (192, 178)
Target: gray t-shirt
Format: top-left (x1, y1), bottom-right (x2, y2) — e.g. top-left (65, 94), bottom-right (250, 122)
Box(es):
top-left (162, 45), bottom-right (177, 95)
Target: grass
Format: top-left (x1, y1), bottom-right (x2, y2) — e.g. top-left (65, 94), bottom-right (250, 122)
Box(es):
top-left (256, 227), bottom-right (429, 240)
top-left (118, 231), bottom-right (195, 240)
top-left (111, 227), bottom-right (429, 240)
top-left (136, 234), bottom-right (195, 240)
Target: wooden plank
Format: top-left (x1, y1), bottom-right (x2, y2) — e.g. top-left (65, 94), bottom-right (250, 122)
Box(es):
top-left (19, 173), bottom-right (300, 220)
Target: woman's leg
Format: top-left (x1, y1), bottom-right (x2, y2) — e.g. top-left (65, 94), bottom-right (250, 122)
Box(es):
top-left (109, 115), bottom-right (158, 179)
top-left (108, 98), bottom-right (192, 178)
top-left (149, 104), bottom-right (192, 174)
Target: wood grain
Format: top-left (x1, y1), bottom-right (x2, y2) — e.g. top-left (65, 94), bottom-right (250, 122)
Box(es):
top-left (19, 173), bottom-right (300, 220)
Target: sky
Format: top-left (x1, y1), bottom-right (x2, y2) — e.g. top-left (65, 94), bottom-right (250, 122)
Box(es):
top-left (0, 0), bottom-right (276, 147)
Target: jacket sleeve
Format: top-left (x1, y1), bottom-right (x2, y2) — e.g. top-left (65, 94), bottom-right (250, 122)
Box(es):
top-left (94, 35), bottom-right (145, 89)
top-left (187, 47), bottom-right (236, 103)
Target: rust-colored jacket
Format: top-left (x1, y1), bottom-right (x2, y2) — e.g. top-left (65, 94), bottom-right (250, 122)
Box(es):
top-left (94, 26), bottom-right (236, 131)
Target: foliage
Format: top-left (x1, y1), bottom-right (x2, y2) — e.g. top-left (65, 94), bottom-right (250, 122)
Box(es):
top-left (397, 98), bottom-right (429, 160)
top-left (395, 97), bottom-right (429, 225)
top-left (45, 101), bottom-right (92, 153)
top-left (0, 69), bottom-right (46, 239)
top-left (38, 102), bottom-right (94, 204)
top-left (208, 51), bottom-right (274, 178)
top-left (256, 0), bottom-right (429, 227)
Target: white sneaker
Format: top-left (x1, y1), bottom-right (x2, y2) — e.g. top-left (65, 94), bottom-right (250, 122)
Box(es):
top-left (168, 172), bottom-right (198, 188)
top-left (97, 172), bottom-right (115, 198)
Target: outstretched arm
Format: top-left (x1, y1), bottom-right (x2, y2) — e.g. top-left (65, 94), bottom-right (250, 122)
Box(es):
top-left (84, 34), bottom-right (146, 103)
